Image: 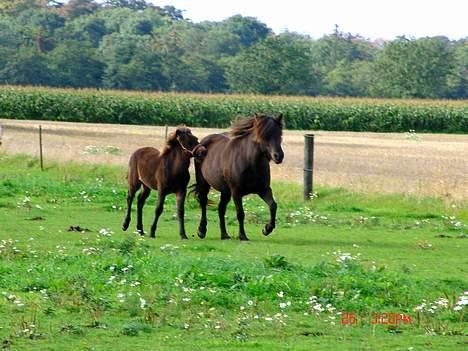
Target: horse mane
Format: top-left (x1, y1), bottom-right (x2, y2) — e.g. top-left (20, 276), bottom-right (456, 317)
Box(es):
top-left (230, 114), bottom-right (282, 142)
top-left (162, 126), bottom-right (191, 155)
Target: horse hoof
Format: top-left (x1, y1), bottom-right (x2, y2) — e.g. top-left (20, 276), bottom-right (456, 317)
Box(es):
top-left (239, 235), bottom-right (249, 241)
top-left (122, 221), bottom-right (130, 231)
top-left (262, 224), bottom-right (274, 236)
top-left (180, 235), bottom-right (189, 240)
top-left (221, 235), bottom-right (231, 240)
top-left (197, 228), bottom-right (206, 239)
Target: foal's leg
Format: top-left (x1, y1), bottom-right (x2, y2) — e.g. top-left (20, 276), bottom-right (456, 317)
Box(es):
top-left (136, 185), bottom-right (151, 235)
top-left (176, 189), bottom-right (188, 240)
top-left (259, 187), bottom-right (277, 236)
top-left (232, 192), bottom-right (248, 241)
top-left (218, 191), bottom-right (232, 240)
top-left (197, 184), bottom-right (210, 239)
top-left (150, 189), bottom-right (167, 238)
top-left (122, 182), bottom-right (141, 231)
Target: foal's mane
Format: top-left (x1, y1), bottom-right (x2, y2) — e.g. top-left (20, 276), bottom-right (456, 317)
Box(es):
top-left (162, 127), bottom-right (190, 156)
top-left (230, 114), bottom-right (282, 141)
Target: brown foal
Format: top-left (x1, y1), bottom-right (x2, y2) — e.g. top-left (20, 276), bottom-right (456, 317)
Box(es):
top-left (122, 127), bottom-right (205, 239)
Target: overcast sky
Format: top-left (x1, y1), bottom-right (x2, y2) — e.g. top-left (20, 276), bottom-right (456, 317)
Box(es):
top-left (152, 0), bottom-right (467, 40)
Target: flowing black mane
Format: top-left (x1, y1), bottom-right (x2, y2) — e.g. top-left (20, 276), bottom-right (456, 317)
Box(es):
top-left (229, 114), bottom-right (283, 141)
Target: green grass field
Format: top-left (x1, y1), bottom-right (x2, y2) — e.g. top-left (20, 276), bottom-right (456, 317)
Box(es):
top-left (0, 154), bottom-right (466, 350)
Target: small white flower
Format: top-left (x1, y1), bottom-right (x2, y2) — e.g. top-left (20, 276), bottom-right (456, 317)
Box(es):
top-left (139, 297), bottom-right (147, 309)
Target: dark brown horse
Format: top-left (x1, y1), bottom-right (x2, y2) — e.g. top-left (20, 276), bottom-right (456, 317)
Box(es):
top-left (192, 113), bottom-right (284, 241)
top-left (122, 127), bottom-right (205, 239)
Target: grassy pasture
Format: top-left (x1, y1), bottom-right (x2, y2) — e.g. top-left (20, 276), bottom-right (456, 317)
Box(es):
top-left (0, 154), bottom-right (467, 350)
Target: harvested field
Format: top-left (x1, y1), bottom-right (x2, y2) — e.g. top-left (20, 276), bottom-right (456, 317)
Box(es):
top-left (1, 119), bottom-right (467, 200)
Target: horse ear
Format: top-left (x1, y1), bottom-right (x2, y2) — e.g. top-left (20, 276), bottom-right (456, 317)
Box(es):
top-left (277, 113), bottom-right (284, 126)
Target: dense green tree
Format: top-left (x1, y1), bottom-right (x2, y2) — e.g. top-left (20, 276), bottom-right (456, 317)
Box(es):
top-left (310, 27), bottom-right (377, 95)
top-left (99, 33), bottom-right (151, 88)
top-left (0, 47), bottom-right (52, 85)
top-left (324, 60), bottom-right (373, 96)
top-left (0, 0), bottom-right (45, 14)
top-left (60, 16), bottom-right (108, 47)
top-left (60, 0), bottom-right (100, 19)
top-left (371, 37), bottom-right (454, 98)
top-left (47, 40), bottom-right (104, 87)
top-left (447, 41), bottom-right (468, 98)
top-left (225, 33), bottom-right (319, 95)
top-left (104, 0), bottom-right (150, 10)
top-left (200, 15), bottom-right (270, 58)
top-left (0, 3), bottom-right (463, 98)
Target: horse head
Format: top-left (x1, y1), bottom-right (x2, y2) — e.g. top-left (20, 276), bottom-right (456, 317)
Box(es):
top-left (253, 113), bottom-right (284, 164)
top-left (170, 127), bottom-right (199, 155)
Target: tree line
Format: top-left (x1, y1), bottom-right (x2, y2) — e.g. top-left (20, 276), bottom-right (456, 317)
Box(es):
top-left (0, 0), bottom-right (466, 99)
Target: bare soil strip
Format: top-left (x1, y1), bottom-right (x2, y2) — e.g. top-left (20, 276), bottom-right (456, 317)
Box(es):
top-left (1, 119), bottom-right (467, 200)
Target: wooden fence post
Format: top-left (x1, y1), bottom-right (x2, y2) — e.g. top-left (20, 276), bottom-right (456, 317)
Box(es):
top-left (165, 125), bottom-right (168, 140)
top-left (304, 134), bottom-right (314, 200)
top-left (0, 123), bottom-right (3, 146)
top-left (39, 125), bottom-right (44, 171)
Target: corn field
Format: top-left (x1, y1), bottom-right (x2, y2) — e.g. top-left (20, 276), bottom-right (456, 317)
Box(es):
top-left (0, 86), bottom-right (466, 133)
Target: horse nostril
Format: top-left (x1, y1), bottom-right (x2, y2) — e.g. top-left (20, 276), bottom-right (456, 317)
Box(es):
top-left (273, 152), bottom-right (283, 163)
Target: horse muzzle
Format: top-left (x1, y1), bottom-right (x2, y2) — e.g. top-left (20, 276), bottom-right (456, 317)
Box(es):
top-left (272, 152), bottom-right (284, 164)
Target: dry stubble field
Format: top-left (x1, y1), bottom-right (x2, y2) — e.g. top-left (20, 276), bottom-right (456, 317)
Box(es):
top-left (1, 118), bottom-right (467, 200)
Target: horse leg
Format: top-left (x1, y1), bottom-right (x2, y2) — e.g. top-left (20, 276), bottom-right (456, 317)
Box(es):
top-left (122, 182), bottom-right (140, 231)
top-left (197, 184), bottom-right (210, 239)
top-left (232, 192), bottom-right (248, 241)
top-left (218, 191), bottom-right (232, 240)
top-left (150, 189), bottom-right (166, 238)
top-left (259, 187), bottom-right (277, 236)
top-left (136, 185), bottom-right (151, 235)
top-left (176, 189), bottom-right (188, 240)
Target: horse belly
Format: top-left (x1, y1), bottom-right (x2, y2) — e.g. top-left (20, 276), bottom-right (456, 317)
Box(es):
top-left (200, 146), bottom-right (229, 192)
top-left (201, 161), bottom-right (228, 192)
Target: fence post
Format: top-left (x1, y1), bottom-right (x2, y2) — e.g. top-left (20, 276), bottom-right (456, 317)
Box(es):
top-left (304, 134), bottom-right (314, 200)
top-left (0, 123), bottom-right (3, 146)
top-left (165, 125), bottom-right (168, 140)
top-left (39, 125), bottom-right (44, 171)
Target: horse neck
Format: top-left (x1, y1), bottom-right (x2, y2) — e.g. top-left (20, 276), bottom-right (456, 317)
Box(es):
top-left (242, 133), bottom-right (268, 164)
top-left (162, 143), bottom-right (191, 170)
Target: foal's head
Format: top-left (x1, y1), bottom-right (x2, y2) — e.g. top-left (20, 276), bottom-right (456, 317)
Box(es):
top-left (231, 113), bottom-right (284, 164)
top-left (167, 127), bottom-right (199, 156)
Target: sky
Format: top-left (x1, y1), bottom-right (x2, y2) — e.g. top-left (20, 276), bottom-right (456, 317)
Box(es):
top-left (152, 0), bottom-right (467, 40)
